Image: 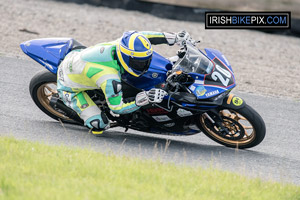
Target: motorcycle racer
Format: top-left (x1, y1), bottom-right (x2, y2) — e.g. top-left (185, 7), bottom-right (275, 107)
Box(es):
top-left (57, 30), bottom-right (192, 134)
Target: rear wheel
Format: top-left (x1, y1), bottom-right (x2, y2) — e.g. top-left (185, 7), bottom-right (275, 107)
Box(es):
top-left (197, 104), bottom-right (266, 149)
top-left (29, 70), bottom-right (76, 124)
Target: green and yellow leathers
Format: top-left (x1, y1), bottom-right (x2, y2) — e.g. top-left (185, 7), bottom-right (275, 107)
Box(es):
top-left (57, 31), bottom-right (175, 129)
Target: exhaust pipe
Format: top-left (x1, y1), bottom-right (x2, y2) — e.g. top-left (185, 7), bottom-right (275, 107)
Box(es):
top-left (49, 97), bottom-right (84, 125)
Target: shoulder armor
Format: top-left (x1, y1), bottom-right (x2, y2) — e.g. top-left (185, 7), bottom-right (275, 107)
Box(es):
top-left (81, 44), bottom-right (115, 63)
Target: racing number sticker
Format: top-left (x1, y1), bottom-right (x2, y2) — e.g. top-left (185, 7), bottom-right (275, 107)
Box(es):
top-left (211, 64), bottom-right (231, 86)
top-left (232, 97), bottom-right (243, 106)
top-left (204, 58), bottom-right (234, 87)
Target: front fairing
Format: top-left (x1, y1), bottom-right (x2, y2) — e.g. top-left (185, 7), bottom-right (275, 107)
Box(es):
top-left (122, 44), bottom-right (236, 101)
top-left (175, 45), bottom-right (236, 100)
top-left (205, 48), bottom-right (233, 72)
top-left (188, 56), bottom-right (236, 99)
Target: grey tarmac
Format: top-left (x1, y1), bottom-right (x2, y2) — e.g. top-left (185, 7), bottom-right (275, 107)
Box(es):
top-left (1, 56), bottom-right (300, 185)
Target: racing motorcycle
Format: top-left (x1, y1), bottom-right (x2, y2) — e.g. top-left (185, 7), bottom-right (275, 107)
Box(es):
top-left (20, 38), bottom-right (266, 149)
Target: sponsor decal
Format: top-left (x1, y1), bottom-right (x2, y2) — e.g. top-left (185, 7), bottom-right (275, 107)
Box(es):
top-left (58, 68), bottom-right (64, 81)
top-left (195, 85), bottom-right (206, 96)
top-left (152, 115), bottom-right (171, 122)
top-left (232, 97), bottom-right (243, 106)
top-left (152, 73), bottom-right (158, 78)
top-left (189, 85), bottom-right (196, 91)
top-left (177, 109), bottom-right (193, 117)
top-left (205, 90), bottom-right (219, 97)
top-left (213, 91), bottom-right (228, 101)
top-left (146, 108), bottom-right (169, 115)
top-left (194, 80), bottom-right (204, 84)
top-left (68, 62), bottom-right (73, 72)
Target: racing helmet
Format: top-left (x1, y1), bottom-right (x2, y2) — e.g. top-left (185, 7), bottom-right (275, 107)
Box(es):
top-left (116, 31), bottom-right (153, 77)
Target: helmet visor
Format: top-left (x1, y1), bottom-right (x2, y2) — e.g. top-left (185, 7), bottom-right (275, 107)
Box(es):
top-left (129, 57), bottom-right (152, 73)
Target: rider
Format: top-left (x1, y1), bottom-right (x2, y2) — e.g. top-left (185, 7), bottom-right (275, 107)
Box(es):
top-left (57, 30), bottom-right (191, 134)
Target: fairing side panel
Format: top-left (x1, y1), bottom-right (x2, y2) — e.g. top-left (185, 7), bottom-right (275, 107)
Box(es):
top-left (122, 51), bottom-right (172, 90)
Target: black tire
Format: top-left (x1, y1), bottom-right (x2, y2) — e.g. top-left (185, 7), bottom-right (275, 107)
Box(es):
top-left (197, 104), bottom-right (266, 149)
top-left (29, 70), bottom-right (76, 124)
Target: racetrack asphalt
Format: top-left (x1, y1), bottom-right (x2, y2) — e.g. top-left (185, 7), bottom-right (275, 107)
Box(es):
top-left (1, 56), bottom-right (300, 184)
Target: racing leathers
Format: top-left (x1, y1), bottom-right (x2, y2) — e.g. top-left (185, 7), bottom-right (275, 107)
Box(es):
top-left (57, 31), bottom-right (182, 132)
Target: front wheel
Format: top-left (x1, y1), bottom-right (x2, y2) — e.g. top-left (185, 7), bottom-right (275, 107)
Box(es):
top-left (197, 104), bottom-right (266, 149)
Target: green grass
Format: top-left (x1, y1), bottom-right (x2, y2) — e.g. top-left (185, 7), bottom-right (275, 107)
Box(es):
top-left (0, 137), bottom-right (299, 200)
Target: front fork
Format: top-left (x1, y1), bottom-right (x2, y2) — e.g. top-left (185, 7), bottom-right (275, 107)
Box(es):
top-left (203, 109), bottom-right (230, 136)
top-left (202, 94), bottom-right (246, 135)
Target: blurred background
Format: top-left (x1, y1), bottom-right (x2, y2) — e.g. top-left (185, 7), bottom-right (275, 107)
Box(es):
top-left (57, 0), bottom-right (300, 36)
top-left (0, 0), bottom-right (299, 99)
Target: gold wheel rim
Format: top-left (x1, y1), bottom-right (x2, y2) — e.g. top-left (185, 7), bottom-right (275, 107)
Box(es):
top-left (36, 82), bottom-right (71, 120)
top-left (200, 109), bottom-right (256, 146)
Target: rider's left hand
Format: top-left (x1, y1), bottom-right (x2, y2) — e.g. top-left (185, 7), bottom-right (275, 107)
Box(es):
top-left (176, 30), bottom-right (191, 46)
top-left (135, 88), bottom-right (167, 107)
top-left (147, 88), bottom-right (168, 104)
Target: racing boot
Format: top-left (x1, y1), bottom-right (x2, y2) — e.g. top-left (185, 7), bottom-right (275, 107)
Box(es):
top-left (85, 112), bottom-right (110, 136)
top-left (91, 122), bottom-right (111, 136)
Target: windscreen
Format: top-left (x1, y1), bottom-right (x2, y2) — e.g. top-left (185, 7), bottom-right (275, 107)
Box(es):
top-left (173, 43), bottom-right (214, 75)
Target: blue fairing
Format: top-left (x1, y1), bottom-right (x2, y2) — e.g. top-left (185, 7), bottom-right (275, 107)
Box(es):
top-left (122, 51), bottom-right (172, 90)
top-left (20, 37), bottom-right (235, 101)
top-left (20, 38), bottom-right (74, 74)
top-left (205, 48), bottom-right (233, 72)
top-left (187, 49), bottom-right (236, 99)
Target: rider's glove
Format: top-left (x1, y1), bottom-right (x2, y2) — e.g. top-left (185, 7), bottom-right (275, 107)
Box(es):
top-left (176, 30), bottom-right (191, 47)
top-left (135, 88), bottom-right (167, 107)
top-left (147, 88), bottom-right (168, 103)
